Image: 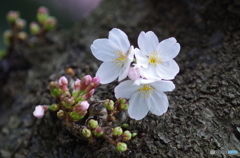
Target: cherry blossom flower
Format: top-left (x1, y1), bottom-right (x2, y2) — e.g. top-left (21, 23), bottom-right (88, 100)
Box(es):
top-left (135, 31), bottom-right (180, 80)
top-left (90, 28), bottom-right (135, 84)
top-left (114, 79), bottom-right (175, 120)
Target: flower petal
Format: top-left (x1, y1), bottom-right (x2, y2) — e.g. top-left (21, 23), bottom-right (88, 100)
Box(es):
top-left (157, 37), bottom-right (180, 61)
top-left (90, 39), bottom-right (117, 62)
top-left (147, 91), bottom-right (169, 116)
top-left (109, 28), bottom-right (130, 53)
top-left (128, 92), bottom-right (149, 120)
top-left (135, 49), bottom-right (148, 68)
top-left (156, 60), bottom-right (179, 80)
top-left (138, 31), bottom-right (159, 55)
top-left (150, 80), bottom-right (175, 92)
top-left (140, 64), bottom-right (160, 80)
top-left (96, 62), bottom-right (121, 84)
top-left (114, 80), bottom-right (138, 99)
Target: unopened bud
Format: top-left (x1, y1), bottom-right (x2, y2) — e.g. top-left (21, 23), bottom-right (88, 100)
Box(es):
top-left (18, 31), bottom-right (28, 41)
top-left (62, 97), bottom-right (75, 109)
top-left (118, 98), bottom-right (126, 104)
top-left (29, 22), bottom-right (41, 35)
top-left (82, 89), bottom-right (94, 100)
top-left (104, 99), bottom-right (114, 110)
top-left (118, 104), bottom-right (129, 110)
top-left (88, 119), bottom-right (98, 129)
top-left (131, 132), bottom-right (137, 138)
top-left (122, 130), bottom-right (132, 141)
top-left (69, 111), bottom-right (84, 121)
top-left (37, 6), bottom-right (49, 24)
top-left (33, 105), bottom-right (46, 118)
top-left (112, 126), bottom-right (123, 136)
top-left (43, 16), bottom-right (57, 31)
top-left (48, 104), bottom-right (59, 111)
top-left (81, 128), bottom-right (92, 138)
top-left (57, 110), bottom-right (65, 119)
top-left (3, 30), bottom-right (12, 45)
top-left (116, 142), bottom-right (127, 152)
top-left (74, 101), bottom-right (90, 112)
top-left (74, 78), bottom-right (81, 91)
top-left (15, 18), bottom-right (26, 29)
top-left (92, 76), bottom-right (100, 88)
top-left (80, 75), bottom-right (92, 91)
top-left (122, 123), bottom-right (129, 129)
top-left (93, 127), bottom-right (104, 137)
top-left (58, 76), bottom-right (68, 92)
top-left (6, 11), bottom-right (20, 23)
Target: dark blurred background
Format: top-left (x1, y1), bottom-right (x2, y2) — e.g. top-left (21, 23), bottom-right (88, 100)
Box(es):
top-left (0, 0), bottom-right (103, 49)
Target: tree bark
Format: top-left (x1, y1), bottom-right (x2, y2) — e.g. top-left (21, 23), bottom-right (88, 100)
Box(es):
top-left (0, 0), bottom-right (240, 157)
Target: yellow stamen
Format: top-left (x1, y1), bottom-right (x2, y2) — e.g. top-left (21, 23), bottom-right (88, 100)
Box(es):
top-left (138, 84), bottom-right (154, 98)
top-left (112, 51), bottom-right (126, 67)
top-left (148, 52), bottom-right (162, 66)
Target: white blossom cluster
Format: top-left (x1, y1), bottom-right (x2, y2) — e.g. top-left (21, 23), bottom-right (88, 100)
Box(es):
top-left (91, 28), bottom-right (180, 120)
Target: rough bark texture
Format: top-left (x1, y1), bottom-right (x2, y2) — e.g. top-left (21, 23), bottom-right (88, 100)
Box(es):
top-left (0, 0), bottom-right (240, 157)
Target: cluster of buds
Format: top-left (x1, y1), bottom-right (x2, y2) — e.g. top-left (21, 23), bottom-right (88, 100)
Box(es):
top-left (33, 75), bottom-right (137, 152)
top-left (4, 10), bottom-right (27, 47)
top-left (29, 6), bottom-right (57, 36)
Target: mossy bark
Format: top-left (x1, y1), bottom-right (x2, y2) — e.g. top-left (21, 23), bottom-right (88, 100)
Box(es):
top-left (0, 0), bottom-right (240, 157)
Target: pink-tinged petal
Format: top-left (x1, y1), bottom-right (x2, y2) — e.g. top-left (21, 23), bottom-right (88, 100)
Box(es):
top-left (133, 79), bottom-right (155, 86)
top-left (108, 28), bottom-right (130, 53)
top-left (147, 91), bottom-right (169, 116)
top-left (33, 105), bottom-right (45, 118)
top-left (114, 80), bottom-right (138, 99)
top-left (96, 62), bottom-right (121, 84)
top-left (150, 80), bottom-right (175, 92)
top-left (156, 60), bottom-right (179, 80)
top-left (128, 92), bottom-right (149, 120)
top-left (157, 37), bottom-right (180, 61)
top-left (138, 31), bottom-right (159, 55)
top-left (90, 39), bottom-right (118, 62)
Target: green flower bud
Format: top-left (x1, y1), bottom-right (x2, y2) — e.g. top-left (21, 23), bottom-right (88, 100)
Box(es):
top-left (122, 130), bottom-right (131, 141)
top-left (69, 111), bottom-right (84, 122)
top-left (43, 16), bottom-right (57, 31)
top-left (93, 127), bottom-right (104, 137)
top-left (48, 104), bottom-right (59, 111)
top-left (50, 88), bottom-right (62, 98)
top-left (118, 98), bottom-right (126, 104)
top-left (37, 6), bottom-right (49, 24)
top-left (29, 22), bottom-right (41, 35)
top-left (104, 99), bottom-right (114, 110)
top-left (88, 119), bottom-right (98, 129)
top-left (116, 142), bottom-right (127, 152)
top-left (3, 30), bottom-right (12, 45)
top-left (57, 110), bottom-right (65, 119)
top-left (6, 11), bottom-right (20, 23)
top-left (122, 123), bottom-right (129, 129)
top-left (15, 18), bottom-right (26, 29)
top-left (131, 132), bottom-right (137, 138)
top-left (112, 126), bottom-right (123, 136)
top-left (81, 128), bottom-right (92, 138)
top-left (118, 104), bottom-right (129, 110)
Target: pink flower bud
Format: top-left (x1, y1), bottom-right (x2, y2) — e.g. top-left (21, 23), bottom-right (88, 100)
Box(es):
top-left (82, 89), bottom-right (95, 100)
top-left (92, 76), bottom-right (100, 88)
top-left (79, 101), bottom-right (90, 110)
top-left (37, 6), bottom-right (49, 14)
top-left (74, 101), bottom-right (90, 113)
top-left (58, 76), bottom-right (68, 91)
top-left (74, 78), bottom-right (81, 91)
top-left (128, 64), bottom-right (141, 80)
top-left (33, 105), bottom-right (46, 118)
top-left (80, 75), bottom-right (92, 90)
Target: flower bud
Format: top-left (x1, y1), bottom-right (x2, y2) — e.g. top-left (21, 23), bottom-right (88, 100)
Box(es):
top-left (29, 22), bottom-right (41, 35)
top-left (37, 6), bottom-right (49, 24)
top-left (18, 31), bottom-right (28, 41)
top-left (118, 104), bottom-right (129, 110)
top-left (80, 75), bottom-right (92, 91)
top-left (61, 96), bottom-right (75, 109)
top-left (33, 105), bottom-right (46, 118)
top-left (82, 89), bottom-right (95, 100)
top-left (118, 98), bottom-right (126, 104)
top-left (93, 127), bottom-right (104, 137)
top-left (58, 76), bottom-right (68, 92)
top-left (6, 11), bottom-right (20, 23)
top-left (122, 123), bottom-right (129, 129)
top-left (128, 64), bottom-right (141, 80)
top-left (122, 130), bottom-right (132, 141)
top-left (74, 78), bottom-right (81, 91)
top-left (81, 128), bottom-right (92, 138)
top-left (131, 132), bottom-right (137, 138)
top-left (116, 142), bottom-right (127, 152)
top-left (43, 16), bottom-right (57, 31)
top-left (74, 101), bottom-right (90, 112)
top-left (112, 126), bottom-right (123, 136)
top-left (92, 76), bottom-right (100, 88)
top-left (88, 119), bottom-right (98, 129)
top-left (104, 99), bottom-right (114, 111)
top-left (69, 111), bottom-right (84, 121)
top-left (3, 30), bottom-right (12, 45)
top-left (48, 104), bottom-right (59, 111)
top-left (15, 18), bottom-right (26, 29)
top-left (57, 110), bottom-right (65, 119)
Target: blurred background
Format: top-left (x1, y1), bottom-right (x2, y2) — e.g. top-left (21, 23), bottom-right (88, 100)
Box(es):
top-left (0, 0), bottom-right (103, 49)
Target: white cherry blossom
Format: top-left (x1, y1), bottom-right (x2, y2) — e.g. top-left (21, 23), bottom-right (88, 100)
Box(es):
top-left (135, 31), bottom-right (180, 80)
top-left (114, 79), bottom-right (175, 120)
top-left (90, 28), bottom-right (135, 84)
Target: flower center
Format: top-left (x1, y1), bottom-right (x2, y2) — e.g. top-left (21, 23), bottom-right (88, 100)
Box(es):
top-left (148, 52), bottom-right (162, 66)
top-left (138, 84), bottom-right (154, 98)
top-left (112, 51), bottom-right (126, 67)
